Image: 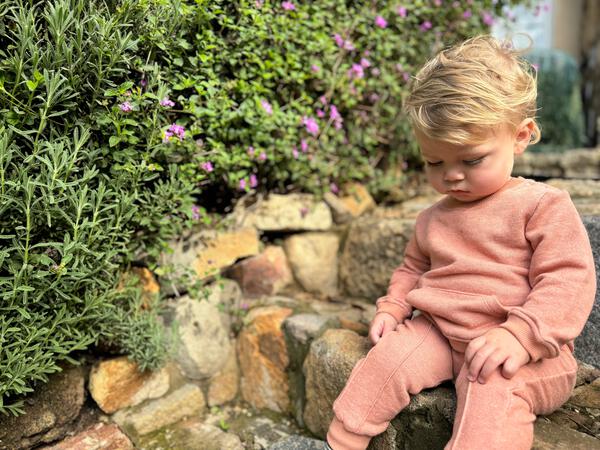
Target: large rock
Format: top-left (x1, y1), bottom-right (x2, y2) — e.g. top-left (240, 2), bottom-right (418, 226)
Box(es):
top-left (323, 183), bottom-right (376, 224)
top-left (0, 364), bottom-right (85, 450)
top-left (233, 194), bottom-right (333, 231)
top-left (513, 148), bottom-right (600, 179)
top-left (339, 216), bottom-right (415, 300)
top-left (41, 423), bottom-right (134, 450)
top-left (208, 346), bottom-right (240, 407)
top-left (88, 356), bottom-right (169, 414)
top-left (137, 418), bottom-right (243, 450)
top-left (160, 227), bottom-right (260, 291)
top-left (578, 216), bottom-right (600, 368)
top-left (303, 329), bottom-right (370, 438)
top-left (226, 245), bottom-right (294, 297)
top-left (237, 306), bottom-right (293, 413)
top-left (284, 232), bottom-right (340, 297)
top-left (267, 436), bottom-right (326, 450)
top-left (283, 314), bottom-right (340, 427)
top-left (166, 294), bottom-right (232, 379)
top-left (112, 383), bottom-right (206, 437)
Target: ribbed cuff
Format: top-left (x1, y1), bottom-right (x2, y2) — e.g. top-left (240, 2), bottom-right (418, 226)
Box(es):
top-left (375, 296), bottom-right (411, 323)
top-left (327, 416), bottom-right (371, 450)
top-left (500, 315), bottom-right (551, 362)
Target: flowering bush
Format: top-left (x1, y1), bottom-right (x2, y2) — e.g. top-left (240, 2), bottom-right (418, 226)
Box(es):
top-left (115, 0), bottom-right (534, 200)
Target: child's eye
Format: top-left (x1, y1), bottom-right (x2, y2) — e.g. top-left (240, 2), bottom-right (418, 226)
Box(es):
top-left (463, 157), bottom-right (484, 166)
top-left (425, 161), bottom-right (443, 167)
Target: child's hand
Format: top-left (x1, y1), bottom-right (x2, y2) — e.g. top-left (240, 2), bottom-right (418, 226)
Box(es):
top-left (464, 328), bottom-right (530, 384)
top-left (369, 313), bottom-right (399, 345)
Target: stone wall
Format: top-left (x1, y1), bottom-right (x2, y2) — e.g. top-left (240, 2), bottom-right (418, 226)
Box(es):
top-left (1, 179), bottom-right (599, 450)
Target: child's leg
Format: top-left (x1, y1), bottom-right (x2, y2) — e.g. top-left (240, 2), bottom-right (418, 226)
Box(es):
top-left (446, 346), bottom-right (578, 450)
top-left (327, 315), bottom-right (454, 450)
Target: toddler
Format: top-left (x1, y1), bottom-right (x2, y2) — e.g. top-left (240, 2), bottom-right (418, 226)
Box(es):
top-left (326, 35), bottom-right (596, 450)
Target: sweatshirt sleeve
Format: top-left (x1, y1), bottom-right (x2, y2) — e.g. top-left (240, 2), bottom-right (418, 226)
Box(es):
top-left (376, 217), bottom-right (431, 322)
top-left (500, 189), bottom-right (596, 362)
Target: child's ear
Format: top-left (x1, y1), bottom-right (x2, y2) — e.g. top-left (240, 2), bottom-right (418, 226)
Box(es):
top-left (514, 119), bottom-right (535, 155)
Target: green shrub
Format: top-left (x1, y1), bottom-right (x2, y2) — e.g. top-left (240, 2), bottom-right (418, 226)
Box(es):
top-left (525, 48), bottom-right (586, 152)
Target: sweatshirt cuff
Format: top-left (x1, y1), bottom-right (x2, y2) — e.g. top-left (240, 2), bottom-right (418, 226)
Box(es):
top-left (375, 296), bottom-right (412, 323)
top-left (500, 315), bottom-right (552, 362)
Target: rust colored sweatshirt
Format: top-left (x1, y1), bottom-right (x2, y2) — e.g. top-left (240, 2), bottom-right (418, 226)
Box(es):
top-left (376, 177), bottom-right (596, 361)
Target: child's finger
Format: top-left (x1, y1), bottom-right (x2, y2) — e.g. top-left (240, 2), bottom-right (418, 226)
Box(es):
top-left (466, 344), bottom-right (495, 382)
top-left (464, 336), bottom-right (486, 367)
top-left (477, 352), bottom-right (506, 383)
top-left (369, 320), bottom-right (383, 345)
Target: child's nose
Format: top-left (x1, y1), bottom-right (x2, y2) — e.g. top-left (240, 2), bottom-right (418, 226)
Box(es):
top-left (443, 167), bottom-right (465, 182)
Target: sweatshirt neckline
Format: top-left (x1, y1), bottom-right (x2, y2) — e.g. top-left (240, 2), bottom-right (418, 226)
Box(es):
top-left (437, 176), bottom-right (529, 210)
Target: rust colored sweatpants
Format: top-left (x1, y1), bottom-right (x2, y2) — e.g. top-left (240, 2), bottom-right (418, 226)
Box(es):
top-left (327, 315), bottom-right (578, 450)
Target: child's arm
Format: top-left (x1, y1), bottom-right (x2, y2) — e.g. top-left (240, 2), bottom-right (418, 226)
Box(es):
top-left (466, 189), bottom-right (596, 382)
top-left (375, 223), bottom-right (431, 324)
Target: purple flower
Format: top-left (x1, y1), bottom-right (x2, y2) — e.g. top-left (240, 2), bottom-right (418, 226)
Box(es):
top-left (348, 63), bottom-right (364, 79)
top-left (330, 105), bottom-right (341, 121)
top-left (259, 151), bottom-right (267, 161)
top-left (260, 99), bottom-right (273, 115)
top-left (250, 174), bottom-right (258, 188)
top-left (333, 33), bottom-right (345, 47)
top-left (292, 147), bottom-right (299, 159)
top-left (301, 139), bottom-right (308, 153)
top-left (371, 67), bottom-right (381, 76)
top-left (369, 93), bottom-right (380, 103)
top-left (402, 72), bottom-right (411, 82)
top-left (302, 116), bottom-right (319, 136)
top-left (299, 206), bottom-right (309, 217)
top-left (140, 79), bottom-right (147, 87)
top-left (363, 50), bottom-right (371, 57)
top-left (169, 124), bottom-right (185, 140)
top-left (434, 0), bottom-right (442, 6)
top-left (160, 97), bottom-right (175, 107)
top-left (201, 161), bottom-right (214, 172)
top-left (463, 10), bottom-right (472, 18)
top-left (375, 15), bottom-right (387, 28)
top-left (420, 21), bottom-right (432, 31)
top-left (481, 11), bottom-right (494, 26)
top-left (316, 109), bottom-right (325, 118)
top-left (282, 1), bottom-right (295, 10)
top-left (319, 95), bottom-right (328, 105)
top-left (396, 6), bottom-right (407, 17)
top-left (191, 205), bottom-right (201, 220)
top-left (330, 183), bottom-right (339, 194)
top-left (119, 101), bottom-right (133, 112)
top-left (248, 146), bottom-right (255, 157)
top-left (360, 58), bottom-right (371, 68)
top-left (239, 179), bottom-right (247, 190)
top-left (240, 301), bottom-right (250, 310)
top-left (255, 0), bottom-right (263, 7)
top-left (311, 64), bottom-right (320, 72)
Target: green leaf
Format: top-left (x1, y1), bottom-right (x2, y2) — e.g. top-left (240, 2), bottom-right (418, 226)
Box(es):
top-left (109, 136), bottom-right (120, 147)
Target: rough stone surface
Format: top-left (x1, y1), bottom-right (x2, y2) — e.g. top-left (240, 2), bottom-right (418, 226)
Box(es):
top-left (0, 364), bottom-right (85, 450)
top-left (208, 346), bottom-right (240, 407)
top-left (160, 227), bottom-right (260, 292)
top-left (112, 383), bottom-right (206, 437)
top-left (303, 329), bottom-right (370, 438)
top-left (339, 216), bottom-right (415, 300)
top-left (267, 435), bottom-right (326, 450)
top-left (88, 356), bottom-right (169, 414)
top-left (284, 232), bottom-right (340, 296)
top-left (233, 193), bottom-right (333, 231)
top-left (237, 306), bottom-right (293, 413)
top-left (324, 183), bottom-right (375, 224)
top-left (226, 245), bottom-right (294, 297)
top-left (283, 313), bottom-right (339, 427)
top-left (137, 417), bottom-right (243, 450)
top-left (167, 295), bottom-right (231, 379)
top-left (513, 148), bottom-right (600, 179)
top-left (41, 423), bottom-right (134, 450)
top-left (579, 216), bottom-right (600, 368)
top-left (547, 179), bottom-right (600, 215)
top-left (532, 420), bottom-right (600, 449)
top-left (227, 415), bottom-right (301, 450)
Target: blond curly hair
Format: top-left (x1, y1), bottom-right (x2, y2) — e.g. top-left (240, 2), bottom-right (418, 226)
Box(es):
top-left (404, 35), bottom-right (541, 145)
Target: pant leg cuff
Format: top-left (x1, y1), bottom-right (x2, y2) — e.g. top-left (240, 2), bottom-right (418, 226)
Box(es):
top-left (327, 416), bottom-right (372, 450)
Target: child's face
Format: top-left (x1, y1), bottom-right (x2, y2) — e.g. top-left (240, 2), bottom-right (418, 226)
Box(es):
top-left (415, 122), bottom-right (533, 203)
